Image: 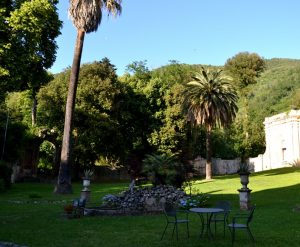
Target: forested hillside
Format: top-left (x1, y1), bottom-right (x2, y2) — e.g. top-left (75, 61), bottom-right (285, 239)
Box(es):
top-left (246, 58), bottom-right (300, 155)
top-left (249, 58), bottom-right (300, 120)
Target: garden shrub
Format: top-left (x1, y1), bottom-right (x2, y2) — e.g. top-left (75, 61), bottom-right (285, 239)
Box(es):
top-left (179, 193), bottom-right (210, 209)
top-left (290, 159), bottom-right (300, 167)
top-left (142, 153), bottom-right (186, 187)
top-left (0, 161), bottom-right (12, 190)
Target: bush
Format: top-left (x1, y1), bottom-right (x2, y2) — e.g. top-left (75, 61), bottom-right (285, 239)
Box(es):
top-left (179, 193), bottom-right (210, 210)
top-left (0, 161), bottom-right (12, 190)
top-left (142, 153), bottom-right (186, 187)
top-left (290, 159), bottom-right (300, 167)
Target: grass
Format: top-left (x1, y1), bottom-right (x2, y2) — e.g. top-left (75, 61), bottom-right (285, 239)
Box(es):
top-left (1, 167), bottom-right (300, 246)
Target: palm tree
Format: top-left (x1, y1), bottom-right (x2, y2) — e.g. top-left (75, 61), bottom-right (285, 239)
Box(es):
top-left (54, 0), bottom-right (122, 194)
top-left (183, 67), bottom-right (238, 180)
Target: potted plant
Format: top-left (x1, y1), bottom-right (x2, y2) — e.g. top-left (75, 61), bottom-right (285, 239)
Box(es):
top-left (238, 163), bottom-right (251, 190)
top-left (63, 203), bottom-right (74, 218)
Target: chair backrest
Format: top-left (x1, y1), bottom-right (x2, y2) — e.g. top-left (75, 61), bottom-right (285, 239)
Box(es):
top-left (247, 205), bottom-right (256, 225)
top-left (215, 201), bottom-right (231, 213)
top-left (79, 198), bottom-right (86, 207)
top-left (164, 208), bottom-right (177, 217)
top-left (163, 204), bottom-right (178, 221)
top-left (73, 198), bottom-right (86, 208)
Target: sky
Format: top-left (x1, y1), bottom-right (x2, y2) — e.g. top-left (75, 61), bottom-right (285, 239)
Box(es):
top-left (50, 0), bottom-right (300, 75)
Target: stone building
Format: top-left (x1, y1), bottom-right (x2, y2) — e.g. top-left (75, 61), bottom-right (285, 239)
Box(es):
top-left (250, 109), bottom-right (300, 172)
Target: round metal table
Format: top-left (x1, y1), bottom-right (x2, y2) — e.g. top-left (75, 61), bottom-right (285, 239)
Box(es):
top-left (189, 207), bottom-right (224, 239)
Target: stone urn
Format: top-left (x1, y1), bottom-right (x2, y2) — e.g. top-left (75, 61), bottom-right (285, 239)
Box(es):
top-left (83, 178), bottom-right (91, 189)
top-left (238, 171), bottom-right (251, 210)
top-left (237, 163), bottom-right (252, 210)
top-left (239, 172), bottom-right (250, 190)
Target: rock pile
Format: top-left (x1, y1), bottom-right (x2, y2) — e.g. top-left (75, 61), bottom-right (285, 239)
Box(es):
top-left (119, 185), bottom-right (188, 213)
top-left (84, 185), bottom-right (188, 216)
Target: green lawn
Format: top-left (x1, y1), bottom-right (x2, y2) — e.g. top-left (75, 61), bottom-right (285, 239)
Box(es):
top-left (1, 167), bottom-right (300, 247)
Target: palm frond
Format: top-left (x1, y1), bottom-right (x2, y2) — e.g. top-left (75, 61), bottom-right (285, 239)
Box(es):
top-left (183, 67), bottom-right (238, 129)
top-left (69, 0), bottom-right (122, 33)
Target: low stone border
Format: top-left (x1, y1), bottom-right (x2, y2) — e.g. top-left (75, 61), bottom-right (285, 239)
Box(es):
top-left (0, 241), bottom-right (28, 247)
top-left (84, 207), bottom-right (162, 216)
top-left (5, 199), bottom-right (70, 205)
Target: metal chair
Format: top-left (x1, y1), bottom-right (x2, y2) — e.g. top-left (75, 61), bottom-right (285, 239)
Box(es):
top-left (228, 205), bottom-right (256, 245)
top-left (161, 204), bottom-right (190, 240)
top-left (210, 201), bottom-right (231, 237)
top-left (72, 198), bottom-right (86, 218)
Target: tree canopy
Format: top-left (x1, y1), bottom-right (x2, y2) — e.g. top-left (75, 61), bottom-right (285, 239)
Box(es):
top-left (37, 59), bottom-right (152, 173)
top-left (224, 52), bottom-right (266, 92)
top-left (0, 0), bottom-right (61, 97)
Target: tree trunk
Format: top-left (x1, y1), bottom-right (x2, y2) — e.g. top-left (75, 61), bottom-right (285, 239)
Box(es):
top-left (54, 30), bottom-right (85, 194)
top-left (205, 125), bottom-right (212, 180)
top-left (1, 110), bottom-right (9, 160)
top-left (31, 94), bottom-right (37, 127)
top-left (53, 143), bottom-right (61, 177)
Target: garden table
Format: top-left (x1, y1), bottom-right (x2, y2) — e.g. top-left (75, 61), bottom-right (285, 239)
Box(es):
top-left (189, 207), bottom-right (224, 239)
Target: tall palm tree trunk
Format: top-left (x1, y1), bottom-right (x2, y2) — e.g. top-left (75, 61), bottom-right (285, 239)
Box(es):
top-left (54, 30), bottom-right (85, 194)
top-left (205, 125), bottom-right (212, 180)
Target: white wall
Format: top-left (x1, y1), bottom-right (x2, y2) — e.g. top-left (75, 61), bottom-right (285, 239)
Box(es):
top-left (192, 110), bottom-right (300, 175)
top-left (250, 110), bottom-right (300, 172)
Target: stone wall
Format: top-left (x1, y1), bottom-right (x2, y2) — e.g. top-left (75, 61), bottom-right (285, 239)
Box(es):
top-left (191, 156), bottom-right (241, 176)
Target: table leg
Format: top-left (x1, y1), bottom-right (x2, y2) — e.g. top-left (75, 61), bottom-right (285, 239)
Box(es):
top-left (197, 214), bottom-right (205, 237)
top-left (202, 213), bottom-right (215, 239)
top-left (207, 213), bottom-right (215, 239)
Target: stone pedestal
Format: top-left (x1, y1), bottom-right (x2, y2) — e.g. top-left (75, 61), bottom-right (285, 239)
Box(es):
top-left (238, 188), bottom-right (252, 210)
top-left (81, 189), bottom-right (91, 202)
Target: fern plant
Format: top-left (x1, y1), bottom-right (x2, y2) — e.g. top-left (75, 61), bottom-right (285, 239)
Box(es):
top-left (142, 153), bottom-right (185, 187)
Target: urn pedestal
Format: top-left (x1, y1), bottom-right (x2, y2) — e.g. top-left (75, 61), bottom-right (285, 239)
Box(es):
top-left (238, 188), bottom-right (252, 210)
top-left (238, 173), bottom-right (251, 210)
top-left (81, 179), bottom-right (91, 202)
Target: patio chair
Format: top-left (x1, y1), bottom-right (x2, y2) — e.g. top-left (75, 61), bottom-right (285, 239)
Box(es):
top-left (72, 198), bottom-right (86, 218)
top-left (210, 200), bottom-right (231, 237)
top-left (228, 205), bottom-right (256, 245)
top-left (161, 204), bottom-right (190, 240)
